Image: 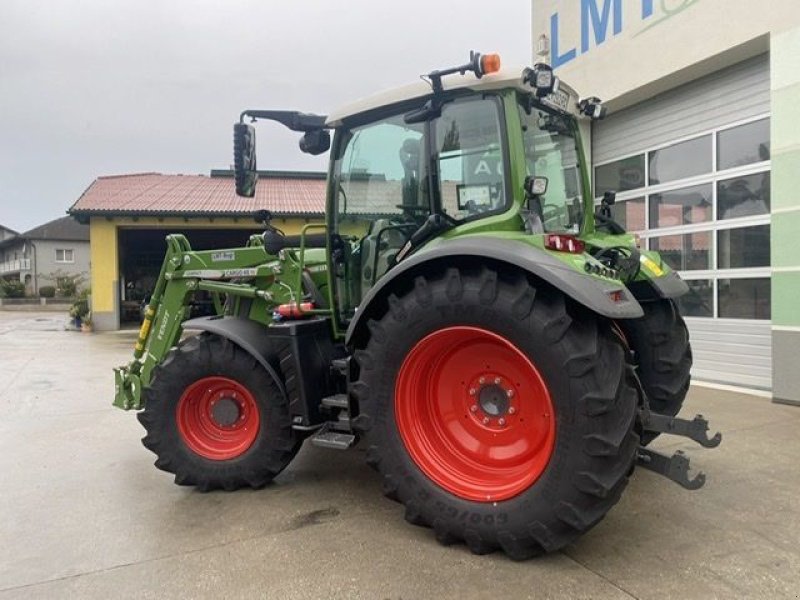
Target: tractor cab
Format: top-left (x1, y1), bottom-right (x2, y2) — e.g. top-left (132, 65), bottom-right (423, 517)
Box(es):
top-left (234, 53), bottom-right (608, 327)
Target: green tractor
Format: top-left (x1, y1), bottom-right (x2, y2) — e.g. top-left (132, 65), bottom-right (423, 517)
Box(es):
top-left (114, 52), bottom-right (721, 559)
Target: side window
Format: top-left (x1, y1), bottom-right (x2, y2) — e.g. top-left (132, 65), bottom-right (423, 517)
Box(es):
top-left (333, 115), bottom-right (427, 320)
top-left (434, 99), bottom-right (507, 220)
top-left (337, 115), bottom-right (426, 225)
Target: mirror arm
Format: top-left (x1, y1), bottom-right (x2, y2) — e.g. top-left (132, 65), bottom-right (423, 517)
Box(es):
top-left (239, 110), bottom-right (328, 132)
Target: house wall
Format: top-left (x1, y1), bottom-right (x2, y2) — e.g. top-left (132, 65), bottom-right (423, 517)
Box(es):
top-left (31, 239), bottom-right (91, 291)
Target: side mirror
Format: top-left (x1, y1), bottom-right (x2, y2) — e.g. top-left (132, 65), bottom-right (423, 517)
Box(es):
top-left (233, 123), bottom-right (258, 197)
top-left (299, 129), bottom-right (331, 155)
top-left (600, 190), bottom-right (616, 218)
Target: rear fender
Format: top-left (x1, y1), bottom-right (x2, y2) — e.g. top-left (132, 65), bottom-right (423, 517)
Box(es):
top-left (346, 237), bottom-right (643, 346)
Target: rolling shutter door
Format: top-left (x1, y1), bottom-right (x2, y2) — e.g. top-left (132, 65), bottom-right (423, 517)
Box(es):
top-left (593, 54), bottom-right (772, 390)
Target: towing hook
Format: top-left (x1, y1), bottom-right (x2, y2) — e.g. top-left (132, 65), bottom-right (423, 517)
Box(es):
top-left (640, 410), bottom-right (723, 448)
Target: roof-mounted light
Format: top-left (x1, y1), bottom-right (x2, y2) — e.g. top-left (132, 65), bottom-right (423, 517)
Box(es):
top-left (422, 51), bottom-right (502, 95)
top-left (524, 63), bottom-right (560, 98)
top-left (479, 53), bottom-right (501, 76)
top-left (578, 97), bottom-right (607, 120)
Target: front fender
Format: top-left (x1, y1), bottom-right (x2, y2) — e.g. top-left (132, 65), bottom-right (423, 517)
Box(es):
top-left (182, 316), bottom-right (287, 401)
top-left (346, 237), bottom-right (643, 346)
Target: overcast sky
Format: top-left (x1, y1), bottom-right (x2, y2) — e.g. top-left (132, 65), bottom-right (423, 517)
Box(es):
top-left (0, 0), bottom-right (531, 231)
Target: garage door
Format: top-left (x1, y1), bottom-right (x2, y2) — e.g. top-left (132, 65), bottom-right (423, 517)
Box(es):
top-left (593, 54), bottom-right (772, 390)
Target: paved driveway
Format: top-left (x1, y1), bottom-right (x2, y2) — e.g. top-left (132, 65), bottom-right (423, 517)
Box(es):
top-left (1, 310), bottom-right (799, 599)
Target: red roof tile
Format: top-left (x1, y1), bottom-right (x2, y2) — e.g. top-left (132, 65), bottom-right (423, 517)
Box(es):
top-left (69, 172), bottom-right (326, 217)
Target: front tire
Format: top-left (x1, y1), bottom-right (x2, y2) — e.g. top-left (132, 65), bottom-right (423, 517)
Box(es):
top-left (138, 333), bottom-right (301, 491)
top-left (354, 267), bottom-right (640, 559)
top-left (619, 299), bottom-right (692, 445)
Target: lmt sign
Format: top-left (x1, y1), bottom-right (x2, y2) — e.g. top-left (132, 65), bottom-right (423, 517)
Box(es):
top-left (549, 0), bottom-right (700, 68)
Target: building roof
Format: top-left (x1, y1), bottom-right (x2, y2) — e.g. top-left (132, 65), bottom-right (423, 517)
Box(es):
top-left (68, 171), bottom-right (327, 221)
top-left (0, 216), bottom-right (89, 249)
top-left (24, 216), bottom-right (89, 241)
top-left (326, 66), bottom-right (581, 125)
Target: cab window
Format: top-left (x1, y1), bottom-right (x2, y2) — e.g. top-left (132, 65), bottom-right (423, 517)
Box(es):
top-left (434, 98), bottom-right (508, 221)
top-left (333, 115), bottom-right (427, 320)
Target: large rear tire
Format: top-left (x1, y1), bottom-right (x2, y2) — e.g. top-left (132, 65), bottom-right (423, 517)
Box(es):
top-left (619, 299), bottom-right (692, 445)
top-left (353, 267), bottom-right (640, 559)
top-left (138, 333), bottom-right (301, 491)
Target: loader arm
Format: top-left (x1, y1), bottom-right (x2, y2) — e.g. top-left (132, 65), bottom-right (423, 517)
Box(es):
top-left (114, 234), bottom-right (282, 410)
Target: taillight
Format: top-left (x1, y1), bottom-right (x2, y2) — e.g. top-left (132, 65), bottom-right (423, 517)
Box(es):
top-left (544, 234), bottom-right (585, 254)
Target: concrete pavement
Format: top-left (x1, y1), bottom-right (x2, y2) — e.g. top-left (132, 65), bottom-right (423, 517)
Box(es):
top-left (1, 310), bottom-right (798, 599)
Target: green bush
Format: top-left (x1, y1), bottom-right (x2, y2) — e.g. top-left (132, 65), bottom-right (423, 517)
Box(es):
top-left (69, 286), bottom-right (92, 320)
top-left (0, 279), bottom-right (26, 298)
top-left (39, 286), bottom-right (56, 298)
top-left (57, 275), bottom-right (79, 298)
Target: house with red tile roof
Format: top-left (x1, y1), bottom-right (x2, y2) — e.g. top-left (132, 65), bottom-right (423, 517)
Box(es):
top-left (68, 170), bottom-right (325, 330)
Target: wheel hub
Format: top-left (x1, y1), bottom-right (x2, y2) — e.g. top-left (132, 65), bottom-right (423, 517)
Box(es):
top-left (478, 383), bottom-right (509, 416)
top-left (210, 396), bottom-right (242, 427)
top-left (176, 376), bottom-right (260, 461)
top-left (395, 326), bottom-right (556, 502)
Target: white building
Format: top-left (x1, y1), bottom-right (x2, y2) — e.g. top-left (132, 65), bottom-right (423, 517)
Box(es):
top-left (532, 0), bottom-right (800, 404)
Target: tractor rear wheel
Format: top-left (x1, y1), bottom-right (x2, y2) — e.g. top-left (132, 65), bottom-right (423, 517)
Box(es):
top-left (138, 333), bottom-right (301, 491)
top-left (618, 299), bottom-right (692, 445)
top-left (353, 267), bottom-right (640, 559)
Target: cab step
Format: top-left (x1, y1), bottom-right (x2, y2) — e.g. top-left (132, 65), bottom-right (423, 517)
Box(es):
top-left (310, 422), bottom-right (356, 450)
top-left (321, 394), bottom-right (349, 410)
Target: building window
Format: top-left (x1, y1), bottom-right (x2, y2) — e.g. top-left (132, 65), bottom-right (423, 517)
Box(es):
top-left (717, 118), bottom-right (770, 170)
top-left (594, 154), bottom-right (645, 196)
top-left (718, 172), bottom-right (770, 219)
top-left (648, 135), bottom-right (712, 185)
top-left (594, 115), bottom-right (771, 320)
top-left (610, 197), bottom-right (645, 231)
top-left (649, 184), bottom-right (712, 229)
top-left (718, 278), bottom-right (771, 319)
top-left (55, 248), bottom-right (74, 263)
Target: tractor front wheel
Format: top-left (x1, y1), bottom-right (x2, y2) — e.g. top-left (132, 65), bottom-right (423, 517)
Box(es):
top-left (618, 299), bottom-right (692, 445)
top-left (138, 333), bottom-right (301, 491)
top-left (354, 268), bottom-right (640, 559)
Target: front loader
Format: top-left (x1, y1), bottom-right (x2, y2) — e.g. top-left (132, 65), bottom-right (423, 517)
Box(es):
top-left (114, 52), bottom-right (721, 559)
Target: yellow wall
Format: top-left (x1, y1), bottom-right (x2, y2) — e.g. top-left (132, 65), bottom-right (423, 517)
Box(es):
top-left (90, 219), bottom-right (118, 313)
top-left (88, 215), bottom-right (320, 323)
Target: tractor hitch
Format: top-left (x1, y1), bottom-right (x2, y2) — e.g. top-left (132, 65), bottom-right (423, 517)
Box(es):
top-left (636, 410), bottom-right (722, 490)
top-left (636, 447), bottom-right (706, 490)
top-left (113, 366), bottom-right (143, 411)
top-left (640, 411), bottom-right (722, 448)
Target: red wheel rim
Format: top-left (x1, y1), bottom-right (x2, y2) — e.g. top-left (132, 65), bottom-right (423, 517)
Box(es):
top-left (395, 326), bottom-right (556, 502)
top-left (176, 376), bottom-right (260, 460)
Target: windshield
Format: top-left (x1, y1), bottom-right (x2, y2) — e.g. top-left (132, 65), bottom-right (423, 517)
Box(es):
top-left (518, 95), bottom-right (583, 233)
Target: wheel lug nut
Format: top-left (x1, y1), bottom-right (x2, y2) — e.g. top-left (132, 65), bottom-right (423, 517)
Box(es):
top-left (498, 418), bottom-right (506, 426)
top-left (506, 389), bottom-right (514, 398)
top-left (470, 405), bottom-right (478, 413)
top-left (479, 377), bottom-right (485, 384)
top-left (494, 377), bottom-right (501, 384)
top-left (482, 417), bottom-right (490, 425)
top-left (469, 388), bottom-right (477, 396)
top-left (508, 407), bottom-right (516, 415)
